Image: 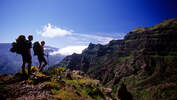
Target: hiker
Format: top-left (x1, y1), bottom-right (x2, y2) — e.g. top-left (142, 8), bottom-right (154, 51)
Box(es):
top-left (10, 35), bottom-right (33, 76)
top-left (34, 41), bottom-right (48, 72)
top-left (21, 35), bottom-right (33, 76)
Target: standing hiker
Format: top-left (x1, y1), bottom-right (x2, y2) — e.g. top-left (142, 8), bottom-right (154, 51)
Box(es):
top-left (10, 35), bottom-right (33, 76)
top-left (21, 35), bottom-right (33, 76)
top-left (33, 41), bottom-right (48, 72)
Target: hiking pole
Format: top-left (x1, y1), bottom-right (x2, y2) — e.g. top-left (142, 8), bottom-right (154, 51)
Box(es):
top-left (47, 54), bottom-right (49, 69)
top-left (46, 52), bottom-right (49, 70)
top-left (47, 53), bottom-right (49, 65)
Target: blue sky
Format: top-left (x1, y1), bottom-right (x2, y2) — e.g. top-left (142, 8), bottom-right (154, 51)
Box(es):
top-left (0, 0), bottom-right (177, 55)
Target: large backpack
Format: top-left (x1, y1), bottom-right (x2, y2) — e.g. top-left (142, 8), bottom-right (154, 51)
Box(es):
top-left (10, 35), bottom-right (28, 54)
top-left (33, 41), bottom-right (43, 56)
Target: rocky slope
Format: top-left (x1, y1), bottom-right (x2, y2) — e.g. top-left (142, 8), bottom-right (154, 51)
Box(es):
top-left (0, 67), bottom-right (112, 100)
top-left (56, 18), bottom-right (177, 100)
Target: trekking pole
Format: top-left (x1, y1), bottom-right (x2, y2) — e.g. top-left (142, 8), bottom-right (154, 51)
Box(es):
top-left (46, 52), bottom-right (49, 70)
top-left (47, 53), bottom-right (49, 65)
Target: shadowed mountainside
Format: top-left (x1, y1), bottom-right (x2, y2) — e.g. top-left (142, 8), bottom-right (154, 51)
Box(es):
top-left (56, 18), bottom-right (177, 100)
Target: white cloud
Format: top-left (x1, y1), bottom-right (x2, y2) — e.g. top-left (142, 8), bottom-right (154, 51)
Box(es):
top-left (50, 45), bottom-right (88, 55)
top-left (37, 24), bottom-right (124, 44)
top-left (37, 24), bottom-right (72, 38)
top-left (76, 34), bottom-right (115, 44)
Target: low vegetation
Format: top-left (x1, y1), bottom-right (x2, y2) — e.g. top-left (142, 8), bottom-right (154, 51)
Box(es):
top-left (0, 66), bottom-right (111, 100)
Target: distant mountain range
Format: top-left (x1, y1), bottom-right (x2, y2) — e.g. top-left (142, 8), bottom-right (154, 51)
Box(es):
top-left (56, 18), bottom-right (177, 99)
top-left (0, 43), bottom-right (65, 74)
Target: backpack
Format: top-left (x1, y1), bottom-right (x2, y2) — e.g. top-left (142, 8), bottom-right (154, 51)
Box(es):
top-left (10, 35), bottom-right (29, 54)
top-left (33, 41), bottom-right (43, 56)
top-left (10, 42), bottom-right (17, 53)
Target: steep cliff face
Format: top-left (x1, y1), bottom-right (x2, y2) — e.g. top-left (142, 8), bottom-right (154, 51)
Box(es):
top-left (57, 18), bottom-right (177, 99)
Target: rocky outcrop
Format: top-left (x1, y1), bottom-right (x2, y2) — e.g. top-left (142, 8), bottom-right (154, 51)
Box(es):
top-left (0, 68), bottom-right (112, 100)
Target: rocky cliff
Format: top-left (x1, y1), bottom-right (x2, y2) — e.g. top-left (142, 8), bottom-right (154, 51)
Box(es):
top-left (57, 18), bottom-right (177, 100)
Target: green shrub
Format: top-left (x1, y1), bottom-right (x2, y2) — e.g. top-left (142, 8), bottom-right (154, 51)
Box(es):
top-left (31, 65), bottom-right (38, 72)
top-left (119, 56), bottom-right (133, 63)
top-left (56, 67), bottom-right (65, 72)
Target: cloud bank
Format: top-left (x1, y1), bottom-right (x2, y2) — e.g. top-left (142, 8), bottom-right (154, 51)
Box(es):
top-left (37, 24), bottom-right (72, 38)
top-left (76, 33), bottom-right (115, 44)
top-left (50, 46), bottom-right (88, 55)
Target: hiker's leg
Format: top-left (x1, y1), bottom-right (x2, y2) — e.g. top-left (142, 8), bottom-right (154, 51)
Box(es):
top-left (27, 55), bottom-right (32, 75)
top-left (39, 57), bottom-right (47, 72)
top-left (40, 61), bottom-right (47, 72)
top-left (43, 59), bottom-right (47, 67)
top-left (38, 61), bottom-right (42, 70)
top-left (28, 62), bottom-right (32, 75)
top-left (39, 62), bottom-right (44, 72)
top-left (21, 54), bottom-right (26, 75)
top-left (21, 62), bottom-right (26, 75)
top-left (38, 55), bottom-right (42, 70)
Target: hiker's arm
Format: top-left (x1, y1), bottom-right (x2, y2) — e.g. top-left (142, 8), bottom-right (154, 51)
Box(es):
top-left (45, 53), bottom-right (48, 57)
top-left (44, 53), bottom-right (48, 57)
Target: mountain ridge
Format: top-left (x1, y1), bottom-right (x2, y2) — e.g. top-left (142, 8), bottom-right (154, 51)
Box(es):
top-left (56, 18), bottom-right (177, 99)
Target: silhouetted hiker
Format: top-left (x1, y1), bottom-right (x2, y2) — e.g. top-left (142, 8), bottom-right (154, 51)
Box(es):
top-left (21, 35), bottom-right (33, 76)
top-left (33, 41), bottom-right (48, 72)
top-left (10, 35), bottom-right (33, 76)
